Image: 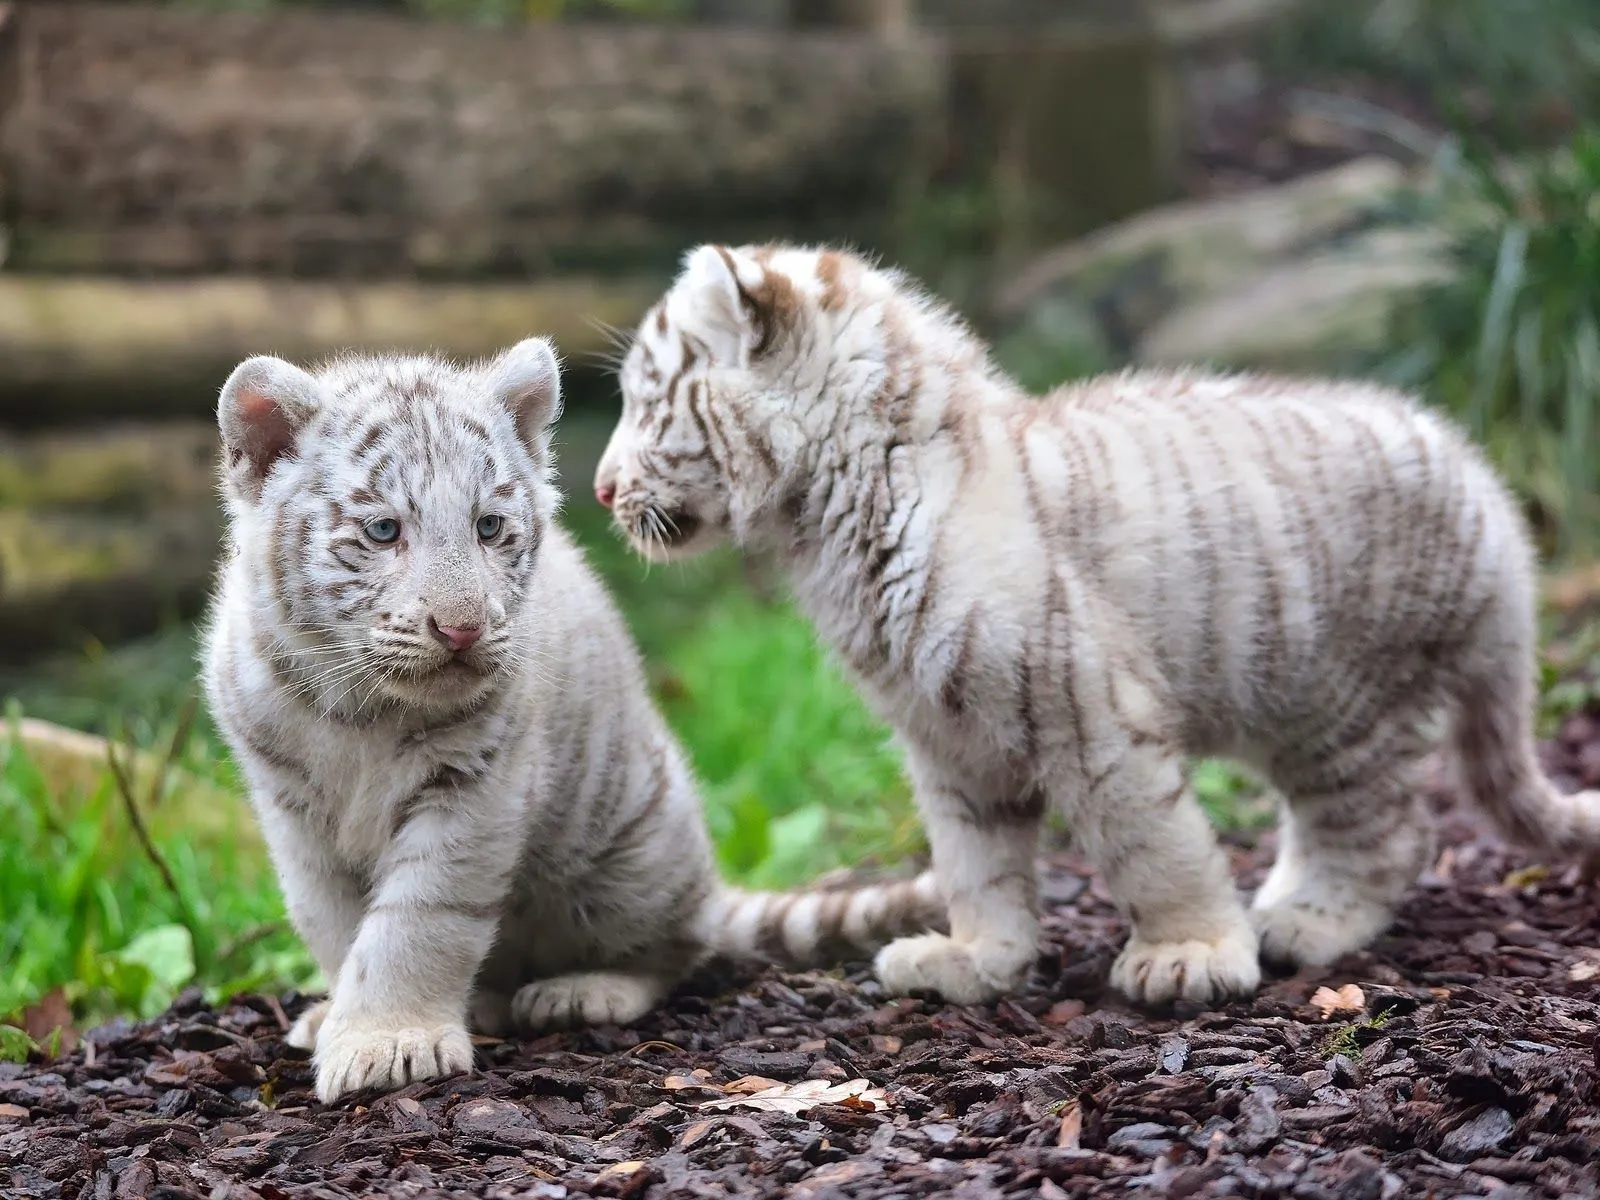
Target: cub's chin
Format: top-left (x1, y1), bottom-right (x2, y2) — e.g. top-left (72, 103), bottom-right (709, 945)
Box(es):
top-left (381, 654), bottom-right (502, 709)
top-left (616, 505), bottom-right (723, 562)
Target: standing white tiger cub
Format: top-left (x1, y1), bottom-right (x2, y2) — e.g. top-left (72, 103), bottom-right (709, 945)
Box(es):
top-left (593, 243), bottom-right (1600, 1008)
top-left (201, 339), bottom-right (942, 1104)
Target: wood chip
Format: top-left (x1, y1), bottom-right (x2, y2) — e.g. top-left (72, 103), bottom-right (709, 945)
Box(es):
top-left (1056, 1101), bottom-right (1082, 1149)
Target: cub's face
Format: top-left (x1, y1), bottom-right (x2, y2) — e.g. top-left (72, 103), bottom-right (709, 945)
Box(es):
top-left (217, 341), bottom-right (562, 710)
top-left (597, 303), bottom-right (733, 561)
top-left (595, 242), bottom-right (864, 560)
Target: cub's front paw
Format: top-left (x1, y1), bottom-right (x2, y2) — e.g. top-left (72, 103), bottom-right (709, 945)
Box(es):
top-left (873, 933), bottom-right (1028, 1005)
top-left (285, 998), bottom-right (330, 1051)
top-left (512, 972), bottom-right (663, 1031)
top-left (314, 1020), bottom-right (473, 1104)
top-left (1110, 926), bottom-right (1261, 1006)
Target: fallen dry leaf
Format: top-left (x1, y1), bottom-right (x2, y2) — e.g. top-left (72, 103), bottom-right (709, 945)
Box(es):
top-left (720, 1075), bottom-right (784, 1096)
top-left (19, 988), bottom-right (77, 1057)
top-left (698, 1078), bottom-right (888, 1116)
top-left (1430, 847), bottom-right (1457, 882)
top-left (625, 1040), bottom-right (684, 1056)
top-left (798, 1160), bottom-right (875, 1187)
top-left (1568, 961), bottom-right (1600, 982)
top-left (1309, 984), bottom-right (1367, 1020)
top-left (1056, 1101), bottom-right (1082, 1149)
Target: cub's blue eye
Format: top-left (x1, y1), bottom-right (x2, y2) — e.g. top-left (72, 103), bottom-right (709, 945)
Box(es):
top-left (364, 518), bottom-right (401, 544)
top-left (476, 514), bottom-right (504, 541)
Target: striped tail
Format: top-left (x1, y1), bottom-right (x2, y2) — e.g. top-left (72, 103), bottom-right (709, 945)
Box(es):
top-left (700, 869), bottom-right (947, 968)
top-left (1453, 678), bottom-right (1600, 861)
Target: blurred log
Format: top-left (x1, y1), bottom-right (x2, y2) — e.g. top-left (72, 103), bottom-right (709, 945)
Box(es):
top-left (0, 506), bottom-right (220, 663)
top-left (0, 424), bottom-right (216, 510)
top-left (0, 4), bottom-right (941, 278)
top-left (0, 422), bottom-right (220, 663)
top-left (0, 274), bottom-right (659, 422)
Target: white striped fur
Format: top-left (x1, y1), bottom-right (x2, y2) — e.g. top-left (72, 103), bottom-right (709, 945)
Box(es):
top-left (594, 243), bottom-right (1600, 1009)
top-left (201, 341), bottom-right (942, 1104)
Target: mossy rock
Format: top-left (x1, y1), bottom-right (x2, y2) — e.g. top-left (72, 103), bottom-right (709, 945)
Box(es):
top-left (990, 157), bottom-right (1455, 375)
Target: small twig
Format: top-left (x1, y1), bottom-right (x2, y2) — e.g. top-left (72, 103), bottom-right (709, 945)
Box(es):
top-left (148, 693), bottom-right (200, 814)
top-left (262, 994), bottom-right (291, 1033)
top-left (626, 1040), bottom-right (686, 1056)
top-left (105, 740), bottom-right (185, 908)
top-left (215, 921), bottom-right (289, 965)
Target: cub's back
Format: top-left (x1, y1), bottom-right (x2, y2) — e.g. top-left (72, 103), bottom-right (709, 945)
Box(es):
top-left (1022, 371), bottom-right (1533, 736)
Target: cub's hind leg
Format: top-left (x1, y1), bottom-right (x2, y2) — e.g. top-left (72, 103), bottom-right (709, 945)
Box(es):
top-left (1253, 736), bottom-right (1436, 968)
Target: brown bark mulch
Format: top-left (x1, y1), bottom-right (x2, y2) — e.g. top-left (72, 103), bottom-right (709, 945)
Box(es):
top-left (5, 717), bottom-right (1600, 1200)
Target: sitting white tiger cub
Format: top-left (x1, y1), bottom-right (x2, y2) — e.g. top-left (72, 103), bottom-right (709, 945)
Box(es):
top-left (593, 243), bottom-right (1600, 1008)
top-left (202, 340), bottom-right (943, 1103)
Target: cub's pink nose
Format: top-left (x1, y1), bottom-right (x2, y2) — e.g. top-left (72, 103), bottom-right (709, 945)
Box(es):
top-left (595, 482), bottom-right (616, 508)
top-left (428, 618), bottom-right (483, 652)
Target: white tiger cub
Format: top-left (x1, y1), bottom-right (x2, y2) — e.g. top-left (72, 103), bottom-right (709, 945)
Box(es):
top-left (201, 339), bottom-right (943, 1104)
top-left (593, 243), bottom-right (1600, 1009)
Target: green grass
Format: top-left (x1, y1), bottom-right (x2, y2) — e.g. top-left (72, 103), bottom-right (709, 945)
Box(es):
top-left (1382, 128), bottom-right (1600, 557)
top-left (0, 708), bottom-right (316, 1041)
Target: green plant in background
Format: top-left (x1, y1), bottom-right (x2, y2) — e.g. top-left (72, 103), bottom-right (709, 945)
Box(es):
top-left (990, 294), bottom-right (1112, 395)
top-left (0, 703), bottom-right (316, 1039)
top-left (1267, 0), bottom-right (1600, 142)
top-left (650, 591), bottom-right (922, 886)
top-left (1383, 129), bottom-right (1600, 557)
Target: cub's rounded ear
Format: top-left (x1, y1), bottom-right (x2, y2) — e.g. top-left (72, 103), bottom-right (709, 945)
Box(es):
top-left (490, 337), bottom-right (563, 449)
top-left (672, 244), bottom-right (791, 362)
top-left (218, 355), bottom-right (322, 501)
